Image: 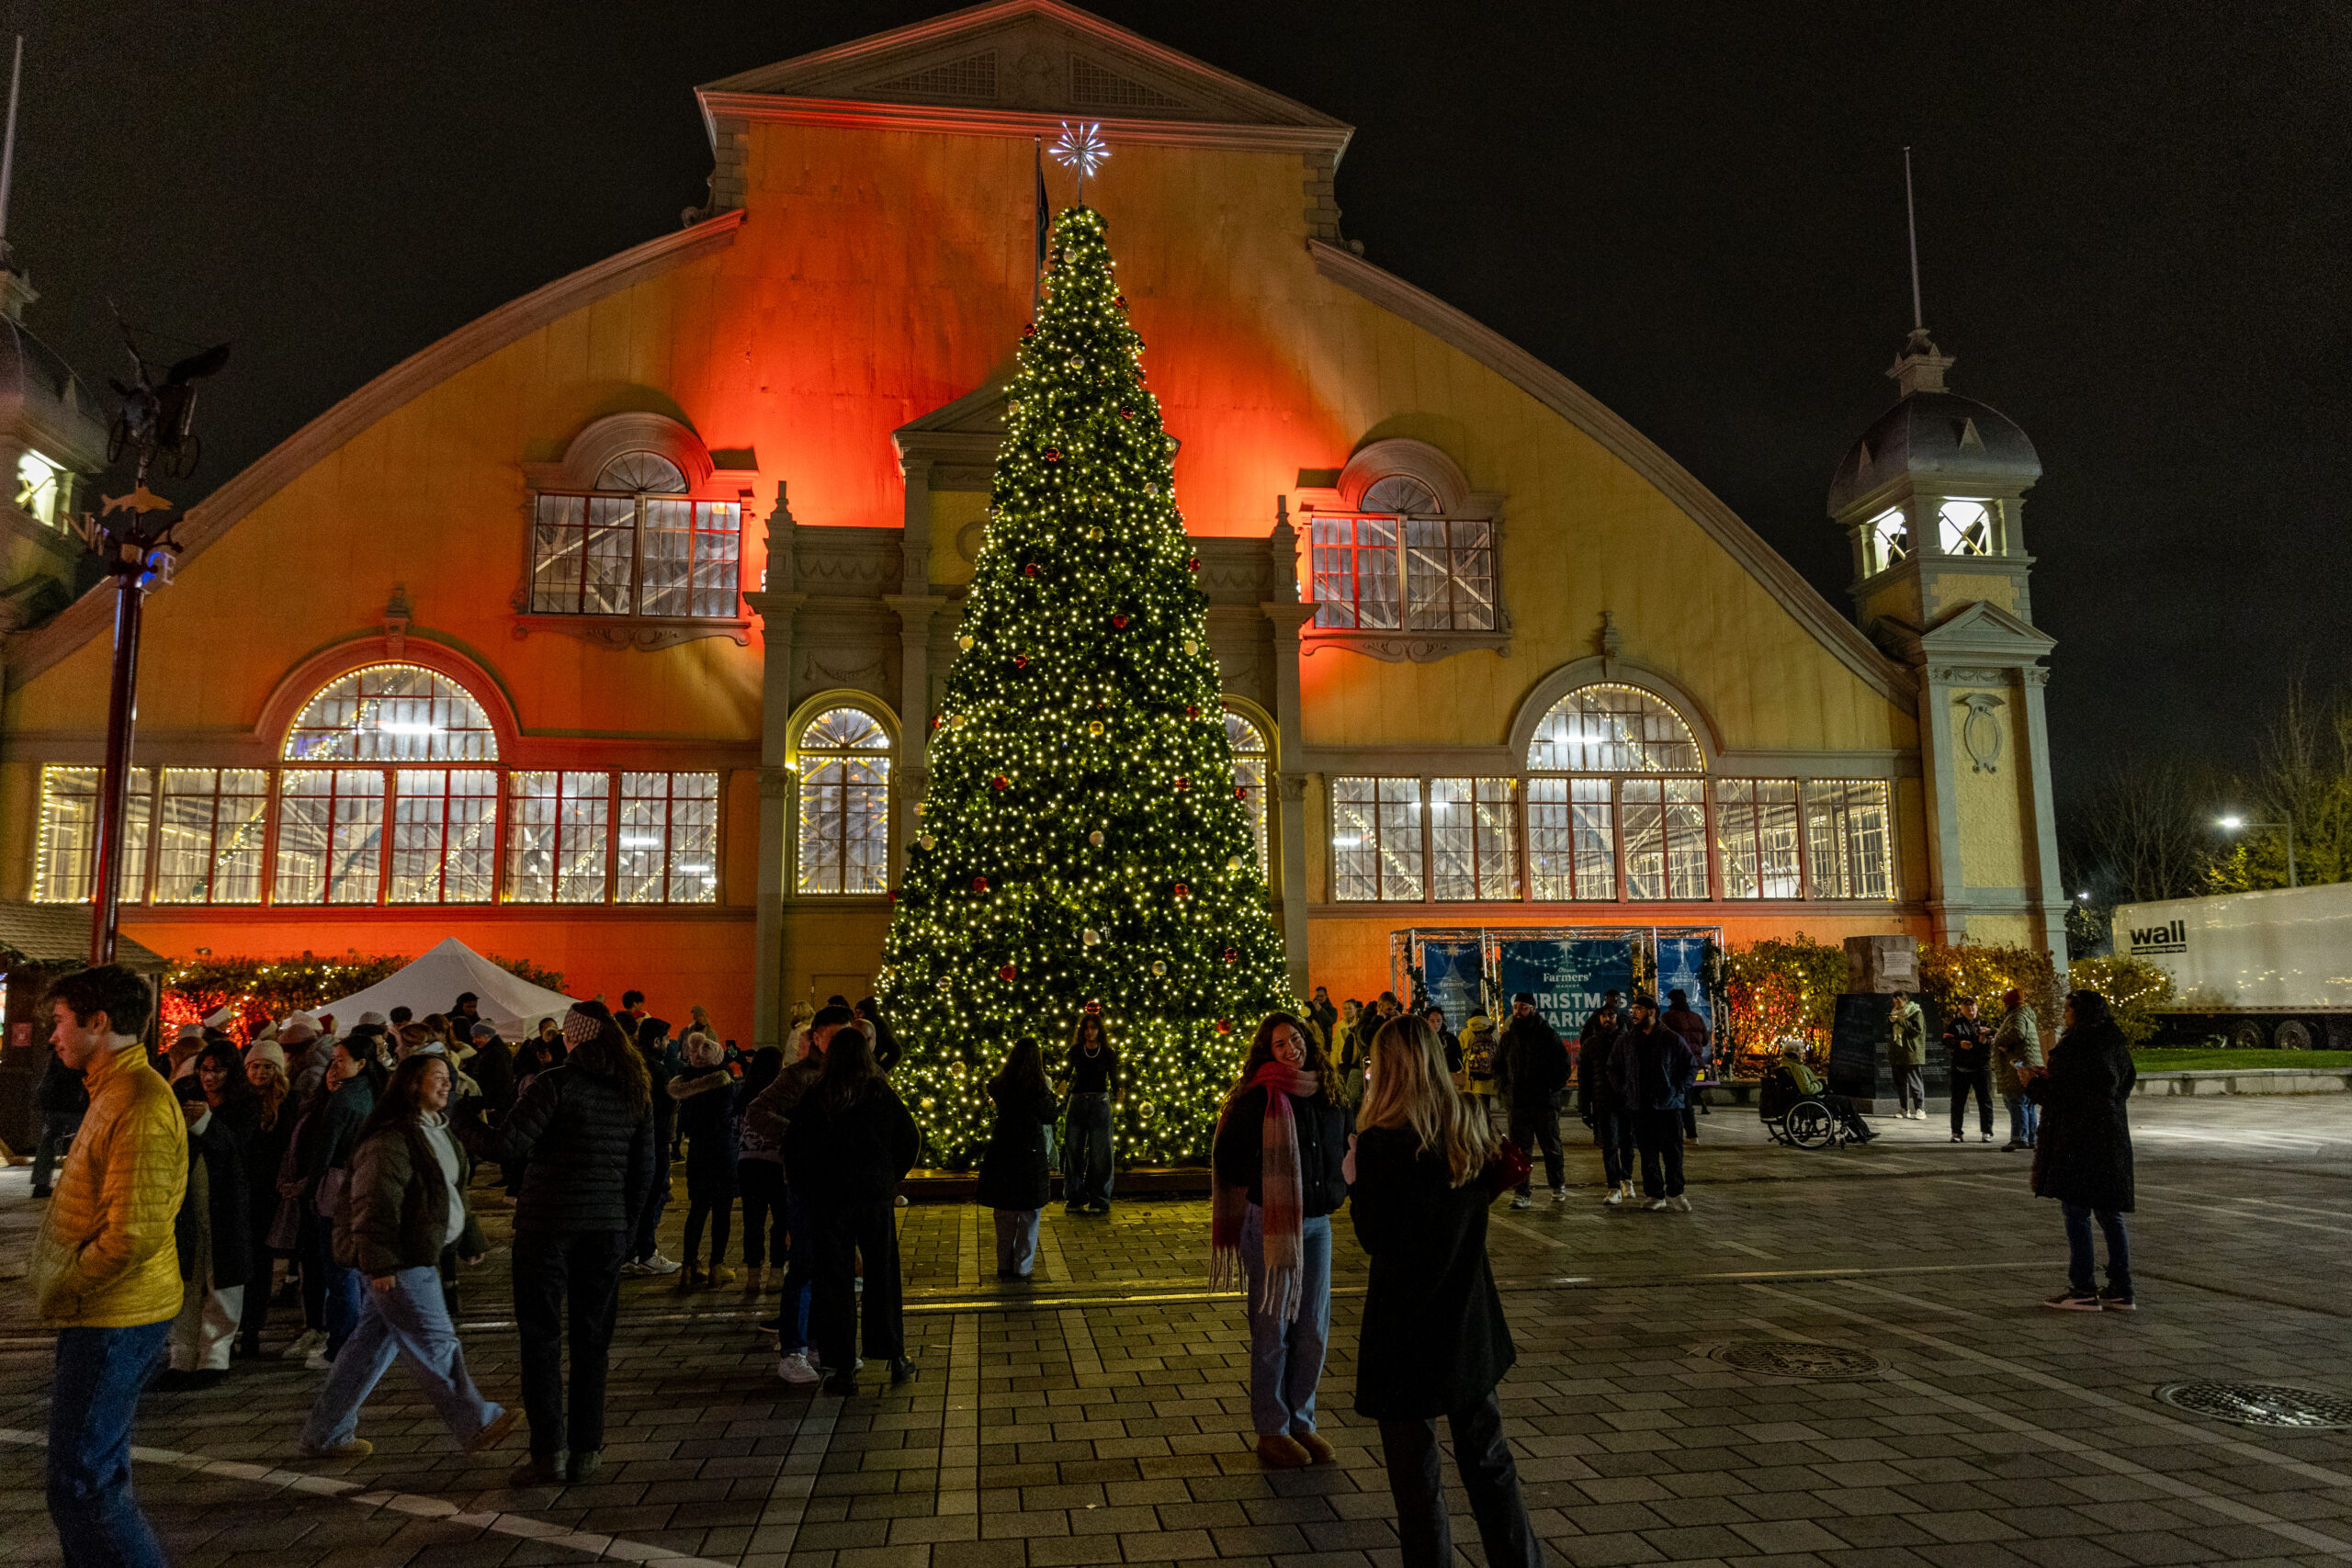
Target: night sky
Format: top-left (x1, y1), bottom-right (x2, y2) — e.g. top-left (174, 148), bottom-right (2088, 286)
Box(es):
top-left (12, 1), bottom-right (2346, 804)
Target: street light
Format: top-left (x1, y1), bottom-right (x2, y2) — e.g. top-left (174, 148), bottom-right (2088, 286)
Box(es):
top-left (2217, 813), bottom-right (2299, 888)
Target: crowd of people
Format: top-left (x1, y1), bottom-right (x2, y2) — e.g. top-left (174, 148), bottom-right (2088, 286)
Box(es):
top-left (26, 961), bottom-right (2140, 1568)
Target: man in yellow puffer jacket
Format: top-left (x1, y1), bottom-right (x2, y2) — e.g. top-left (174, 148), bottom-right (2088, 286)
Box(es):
top-left (29, 965), bottom-right (187, 1568)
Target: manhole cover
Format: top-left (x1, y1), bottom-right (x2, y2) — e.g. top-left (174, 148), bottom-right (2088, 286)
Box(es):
top-left (1710, 1341), bottom-right (1884, 1381)
top-left (2154, 1382), bottom-right (2352, 1428)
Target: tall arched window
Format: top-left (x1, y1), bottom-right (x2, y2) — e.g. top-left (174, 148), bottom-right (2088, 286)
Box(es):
top-left (530, 446), bottom-right (742, 619)
top-left (277, 664), bottom-right (500, 905)
top-left (1224, 709), bottom-right (1270, 877)
top-left (797, 707), bottom-right (892, 894)
top-left (1525, 684), bottom-right (1706, 900)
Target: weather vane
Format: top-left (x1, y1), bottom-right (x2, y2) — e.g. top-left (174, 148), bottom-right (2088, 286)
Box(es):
top-left (1048, 120), bottom-right (1109, 200)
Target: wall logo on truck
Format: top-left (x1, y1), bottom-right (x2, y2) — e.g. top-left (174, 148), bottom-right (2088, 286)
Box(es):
top-left (2128, 919), bottom-right (2188, 955)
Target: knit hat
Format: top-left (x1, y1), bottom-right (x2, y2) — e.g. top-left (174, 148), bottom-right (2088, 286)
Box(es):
top-left (358, 1011), bottom-right (387, 1027)
top-left (279, 1011), bottom-right (321, 1043)
top-left (684, 1031), bottom-right (724, 1067)
top-left (470, 1020), bottom-right (497, 1040)
top-left (1511, 992), bottom-right (1535, 1006)
top-left (562, 1006), bottom-right (603, 1048)
top-left (203, 1005), bottom-right (237, 1029)
top-left (245, 1040), bottom-right (288, 1072)
top-left (1630, 992), bottom-right (1658, 1010)
top-left (175, 1022), bottom-right (205, 1043)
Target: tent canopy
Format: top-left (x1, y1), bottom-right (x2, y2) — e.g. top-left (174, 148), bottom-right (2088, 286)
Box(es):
top-left (319, 937), bottom-right (578, 1038)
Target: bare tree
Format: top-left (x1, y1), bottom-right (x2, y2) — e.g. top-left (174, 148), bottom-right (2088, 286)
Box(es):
top-left (2066, 752), bottom-right (2224, 908)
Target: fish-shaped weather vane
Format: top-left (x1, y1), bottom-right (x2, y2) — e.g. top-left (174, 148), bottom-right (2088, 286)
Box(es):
top-left (1048, 120), bottom-right (1110, 201)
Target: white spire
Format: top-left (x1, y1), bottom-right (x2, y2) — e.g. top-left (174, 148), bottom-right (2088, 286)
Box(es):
top-left (0, 36), bottom-right (22, 252)
top-left (1903, 144), bottom-right (1923, 333)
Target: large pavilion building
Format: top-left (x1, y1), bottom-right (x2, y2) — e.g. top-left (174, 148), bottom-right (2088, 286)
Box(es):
top-left (0, 0), bottom-right (2065, 1054)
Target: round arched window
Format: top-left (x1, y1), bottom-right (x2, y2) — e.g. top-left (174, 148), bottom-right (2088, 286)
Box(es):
top-left (797, 706), bottom-right (892, 895)
top-left (1224, 708), bottom-right (1271, 876)
top-left (595, 450), bottom-right (688, 493)
top-left (1524, 683), bottom-right (1705, 901)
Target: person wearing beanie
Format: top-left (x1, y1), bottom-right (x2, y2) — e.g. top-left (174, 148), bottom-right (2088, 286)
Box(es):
top-left (1496, 995), bottom-right (1570, 1209)
top-left (1609, 995), bottom-right (1699, 1212)
top-left (667, 1032), bottom-right (738, 1289)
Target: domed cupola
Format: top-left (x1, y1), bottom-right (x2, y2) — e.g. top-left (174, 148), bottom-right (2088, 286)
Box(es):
top-left (1829, 329), bottom-right (2040, 519)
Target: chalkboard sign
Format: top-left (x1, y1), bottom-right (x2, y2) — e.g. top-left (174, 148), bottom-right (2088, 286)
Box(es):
top-left (1828, 993), bottom-right (1891, 1097)
top-left (1495, 937), bottom-right (1633, 1033)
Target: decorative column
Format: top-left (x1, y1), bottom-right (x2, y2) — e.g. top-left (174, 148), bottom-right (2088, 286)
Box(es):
top-left (1915, 664), bottom-right (1969, 943)
top-left (1261, 499), bottom-right (1317, 998)
top-left (741, 481), bottom-right (803, 1055)
top-left (2015, 664), bottom-right (2069, 952)
top-left (885, 455), bottom-right (944, 886)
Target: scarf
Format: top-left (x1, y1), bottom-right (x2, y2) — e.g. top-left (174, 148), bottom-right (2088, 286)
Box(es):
top-left (1209, 1060), bottom-right (1319, 1320)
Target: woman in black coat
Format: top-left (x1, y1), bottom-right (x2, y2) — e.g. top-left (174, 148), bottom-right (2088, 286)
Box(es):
top-left (2022, 989), bottom-right (2137, 1311)
top-left (159, 1043), bottom-right (258, 1387)
top-left (785, 1028), bottom-right (920, 1396)
top-left (976, 1037), bottom-right (1059, 1280)
top-left (457, 1003), bottom-right (656, 1485)
top-left (1351, 1013), bottom-right (1540, 1568)
top-left (1210, 1013), bottom-right (1350, 1469)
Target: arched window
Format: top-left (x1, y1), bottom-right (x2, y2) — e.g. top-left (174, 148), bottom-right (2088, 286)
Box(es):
top-left (276, 664), bottom-right (500, 906)
top-left (596, 451), bottom-right (687, 493)
top-left (1524, 684), bottom-right (1706, 900)
top-left (797, 707), bottom-right (892, 894)
top-left (1224, 709), bottom-right (1270, 876)
top-left (530, 446), bottom-right (741, 619)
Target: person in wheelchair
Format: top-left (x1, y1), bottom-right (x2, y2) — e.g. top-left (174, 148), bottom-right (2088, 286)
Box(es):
top-left (1770, 1043), bottom-right (1875, 1145)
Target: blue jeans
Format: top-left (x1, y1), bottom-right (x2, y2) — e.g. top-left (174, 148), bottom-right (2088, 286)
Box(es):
top-left (2062, 1201), bottom-right (2131, 1296)
top-left (993, 1207), bottom-right (1042, 1277)
top-left (1239, 1206), bottom-right (1331, 1437)
top-left (301, 1266), bottom-right (503, 1450)
top-left (775, 1191), bottom-right (815, 1353)
top-left (1067, 1093), bottom-right (1114, 1208)
top-left (2005, 1094), bottom-right (2040, 1147)
top-left (317, 1223), bottom-right (365, 1356)
top-left (49, 1319), bottom-right (172, 1568)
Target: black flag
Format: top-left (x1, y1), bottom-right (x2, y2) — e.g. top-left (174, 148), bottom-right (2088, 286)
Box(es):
top-left (1034, 137), bottom-right (1049, 292)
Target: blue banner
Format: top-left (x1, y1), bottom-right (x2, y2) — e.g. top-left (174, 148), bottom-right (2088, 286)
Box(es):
top-left (1494, 937), bottom-right (1634, 1032)
top-left (1414, 937), bottom-right (1485, 1028)
top-left (1655, 936), bottom-right (1712, 1027)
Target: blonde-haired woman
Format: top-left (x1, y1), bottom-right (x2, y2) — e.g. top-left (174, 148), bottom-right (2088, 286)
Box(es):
top-left (1351, 1013), bottom-right (1539, 1568)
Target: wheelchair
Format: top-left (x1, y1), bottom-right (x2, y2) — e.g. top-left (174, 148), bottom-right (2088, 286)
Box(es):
top-left (1758, 1065), bottom-right (1850, 1149)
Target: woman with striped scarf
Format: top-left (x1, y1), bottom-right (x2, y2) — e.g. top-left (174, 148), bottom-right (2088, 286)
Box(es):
top-left (1210, 1012), bottom-right (1350, 1468)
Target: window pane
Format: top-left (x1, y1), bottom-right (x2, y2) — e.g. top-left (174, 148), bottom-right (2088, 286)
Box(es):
top-left (557, 771), bottom-right (611, 902)
top-left (693, 502), bottom-right (741, 618)
top-left (1430, 776), bottom-right (1517, 901)
top-left (35, 765), bottom-right (96, 902)
top-left (596, 450), bottom-right (685, 492)
top-left (583, 496), bottom-right (635, 615)
top-left (1224, 710), bottom-right (1269, 877)
top-left (274, 771), bottom-right (333, 905)
top-left (1330, 777), bottom-right (1379, 901)
top-left (1309, 515), bottom-right (1357, 629)
top-left (390, 769), bottom-right (495, 904)
top-left (1526, 683), bottom-right (1702, 772)
top-left (1526, 776), bottom-right (1571, 901)
top-left (1939, 499), bottom-right (1992, 556)
top-left (1571, 777), bottom-right (1615, 899)
top-left (1715, 779), bottom-right (1799, 899)
top-left (531, 494), bottom-right (585, 613)
top-left (798, 757), bottom-right (889, 895)
top-left (505, 772), bottom-right (558, 902)
top-left (639, 498), bottom-right (693, 616)
top-left (1355, 517), bottom-right (1399, 630)
top-left (800, 706), bottom-right (891, 751)
top-left (1623, 777), bottom-right (1664, 899)
top-left (665, 773), bottom-right (720, 903)
top-left (1665, 777), bottom-right (1708, 898)
top-left (616, 773), bottom-right (667, 903)
top-left (328, 770), bottom-right (385, 904)
top-left (284, 664), bottom-right (498, 762)
top-left (1448, 518), bottom-right (1496, 631)
top-left (1806, 780), bottom-right (1894, 900)
top-left (156, 768), bottom-right (266, 904)
top-left (1404, 518), bottom-right (1452, 631)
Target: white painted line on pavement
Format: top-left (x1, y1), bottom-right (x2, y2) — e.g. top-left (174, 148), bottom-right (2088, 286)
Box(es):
top-left (0, 1427), bottom-right (731, 1567)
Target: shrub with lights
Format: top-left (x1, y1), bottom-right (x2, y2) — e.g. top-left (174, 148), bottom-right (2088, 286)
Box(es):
top-left (877, 206), bottom-right (1294, 1167)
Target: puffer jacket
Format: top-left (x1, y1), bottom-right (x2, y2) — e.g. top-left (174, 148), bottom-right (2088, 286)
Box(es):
top-left (337, 1117), bottom-right (487, 1276)
top-left (30, 1043), bottom-right (189, 1328)
top-left (458, 1058), bottom-right (655, 1235)
top-left (1991, 1006), bottom-right (2043, 1097)
top-left (743, 1054), bottom-right (826, 1143)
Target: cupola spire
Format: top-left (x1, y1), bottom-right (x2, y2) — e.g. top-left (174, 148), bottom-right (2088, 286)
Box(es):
top-left (1888, 146), bottom-right (1952, 397)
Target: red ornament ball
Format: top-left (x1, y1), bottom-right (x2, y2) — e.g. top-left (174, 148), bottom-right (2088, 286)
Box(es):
top-left (1174, 777), bottom-right (1189, 791)
top-left (1216, 1018), bottom-right (1233, 1035)
top-left (1173, 882), bottom-right (1191, 898)
top-left (1000, 964), bottom-right (1017, 983)
top-left (1119, 407), bottom-right (1134, 421)
top-left (1185, 704), bottom-right (1200, 717)
top-left (932, 715), bottom-right (944, 729)
top-left (1022, 323), bottom-right (1035, 338)
top-left (1022, 562), bottom-right (1038, 577)
top-left (1114, 295), bottom-right (1129, 310)
top-left (1044, 448), bottom-right (1061, 463)
top-left (1222, 947), bottom-right (1238, 964)
top-left (1012, 655), bottom-right (1027, 670)
top-left (1187, 556), bottom-right (1200, 571)
top-left (1084, 999), bottom-right (1103, 1016)
top-left (990, 774), bottom-right (1010, 791)
top-left (971, 875), bottom-right (989, 893)
top-left (1235, 785), bottom-right (1248, 799)
top-left (1111, 614), bottom-right (1129, 628)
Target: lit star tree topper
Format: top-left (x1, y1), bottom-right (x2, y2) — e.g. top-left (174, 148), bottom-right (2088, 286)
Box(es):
top-left (876, 205), bottom-right (1295, 1167)
top-left (1049, 120), bottom-right (1110, 199)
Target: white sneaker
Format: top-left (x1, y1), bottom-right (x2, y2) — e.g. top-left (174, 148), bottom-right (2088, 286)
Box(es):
top-left (304, 1349), bottom-right (332, 1371)
top-left (639, 1251), bottom-right (683, 1276)
top-left (1550, 1188), bottom-right (1567, 1204)
top-left (1510, 1193), bottom-right (1532, 1209)
top-left (282, 1328), bottom-right (327, 1360)
top-left (1603, 1187), bottom-right (1624, 1206)
top-left (1645, 1198), bottom-right (1672, 1212)
top-left (1981, 1133), bottom-right (1993, 1143)
top-left (776, 1352), bottom-right (820, 1385)
top-left (1670, 1195), bottom-right (1691, 1213)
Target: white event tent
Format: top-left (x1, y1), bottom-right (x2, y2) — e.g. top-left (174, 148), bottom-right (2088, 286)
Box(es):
top-left (320, 937), bottom-right (579, 1038)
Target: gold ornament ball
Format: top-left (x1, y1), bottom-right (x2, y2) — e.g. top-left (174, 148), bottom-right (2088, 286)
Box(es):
top-left (919, 833), bottom-right (936, 851)
top-left (1087, 829), bottom-right (1104, 847)
top-left (957, 635), bottom-right (974, 650)
top-left (1183, 639), bottom-right (1198, 655)
top-left (1082, 929), bottom-right (1100, 945)
top-left (1227, 855), bottom-right (1242, 870)
top-left (1151, 961), bottom-right (1166, 976)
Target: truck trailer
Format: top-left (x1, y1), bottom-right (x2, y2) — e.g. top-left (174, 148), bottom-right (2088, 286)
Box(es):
top-left (2115, 882), bottom-right (2352, 1050)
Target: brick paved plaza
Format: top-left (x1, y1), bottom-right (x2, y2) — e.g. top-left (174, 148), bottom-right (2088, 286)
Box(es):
top-left (5, 1095), bottom-right (2351, 1568)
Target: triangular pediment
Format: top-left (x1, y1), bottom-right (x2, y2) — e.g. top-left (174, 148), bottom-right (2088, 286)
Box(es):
top-left (702, 0), bottom-right (1345, 129)
top-left (1917, 598), bottom-right (2057, 657)
top-left (894, 374), bottom-right (1014, 491)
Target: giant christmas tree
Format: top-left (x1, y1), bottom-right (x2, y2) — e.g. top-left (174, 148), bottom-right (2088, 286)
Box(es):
top-left (876, 205), bottom-right (1294, 1166)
